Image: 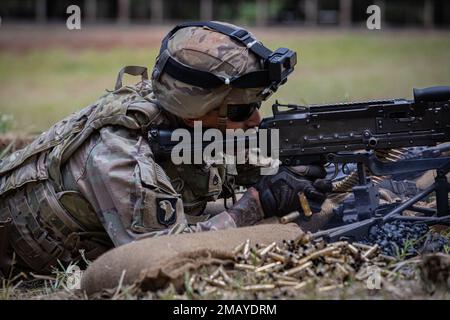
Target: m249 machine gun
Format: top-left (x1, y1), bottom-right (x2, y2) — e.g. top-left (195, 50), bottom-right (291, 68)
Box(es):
top-left (259, 86), bottom-right (450, 242)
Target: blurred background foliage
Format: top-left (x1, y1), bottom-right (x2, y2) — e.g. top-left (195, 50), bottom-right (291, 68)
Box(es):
top-left (1, 0), bottom-right (450, 27)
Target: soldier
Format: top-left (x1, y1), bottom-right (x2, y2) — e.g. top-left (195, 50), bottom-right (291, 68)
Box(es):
top-left (0, 22), bottom-right (330, 273)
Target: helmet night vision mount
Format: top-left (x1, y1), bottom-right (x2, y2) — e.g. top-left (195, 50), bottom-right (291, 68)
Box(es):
top-left (152, 21), bottom-right (297, 99)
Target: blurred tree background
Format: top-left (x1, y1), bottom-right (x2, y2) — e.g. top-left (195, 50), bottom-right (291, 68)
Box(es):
top-left (0, 0), bottom-right (449, 134)
top-left (1, 0), bottom-right (450, 27)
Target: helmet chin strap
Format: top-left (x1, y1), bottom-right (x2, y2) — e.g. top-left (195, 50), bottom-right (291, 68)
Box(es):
top-left (217, 103), bottom-right (228, 132)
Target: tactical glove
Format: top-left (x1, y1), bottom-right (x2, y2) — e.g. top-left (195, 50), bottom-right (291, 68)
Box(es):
top-left (255, 165), bottom-right (332, 218)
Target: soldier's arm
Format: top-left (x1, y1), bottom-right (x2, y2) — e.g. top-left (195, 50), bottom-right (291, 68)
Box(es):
top-left (64, 126), bottom-right (262, 246)
top-left (193, 187), bottom-right (265, 231)
top-left (189, 160), bottom-right (271, 231)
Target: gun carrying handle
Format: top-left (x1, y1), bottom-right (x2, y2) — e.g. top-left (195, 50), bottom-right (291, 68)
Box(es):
top-left (115, 66), bottom-right (149, 90)
top-left (413, 86), bottom-right (450, 102)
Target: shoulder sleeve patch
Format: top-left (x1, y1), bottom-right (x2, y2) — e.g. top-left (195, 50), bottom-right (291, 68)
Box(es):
top-left (156, 197), bottom-right (178, 226)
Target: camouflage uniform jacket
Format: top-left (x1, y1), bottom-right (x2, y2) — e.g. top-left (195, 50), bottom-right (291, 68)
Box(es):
top-left (0, 68), bottom-right (258, 272)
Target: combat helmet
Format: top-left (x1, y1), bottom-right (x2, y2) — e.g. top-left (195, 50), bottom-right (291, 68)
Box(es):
top-left (151, 21), bottom-right (297, 128)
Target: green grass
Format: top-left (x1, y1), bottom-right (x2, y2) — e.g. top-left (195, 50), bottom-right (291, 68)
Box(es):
top-left (0, 48), bottom-right (155, 134)
top-left (0, 114), bottom-right (13, 133)
top-left (0, 32), bottom-right (450, 133)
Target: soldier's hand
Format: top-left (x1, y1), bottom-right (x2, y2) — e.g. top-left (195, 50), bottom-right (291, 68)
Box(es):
top-left (254, 165), bottom-right (332, 218)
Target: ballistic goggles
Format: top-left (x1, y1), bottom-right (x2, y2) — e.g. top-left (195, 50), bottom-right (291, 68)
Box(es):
top-left (151, 21), bottom-right (297, 99)
top-left (227, 102), bottom-right (261, 122)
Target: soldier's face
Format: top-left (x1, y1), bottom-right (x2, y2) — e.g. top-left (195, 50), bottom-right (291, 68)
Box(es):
top-left (184, 108), bottom-right (261, 130)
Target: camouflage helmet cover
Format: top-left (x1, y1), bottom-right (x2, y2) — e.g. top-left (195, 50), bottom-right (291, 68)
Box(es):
top-left (152, 22), bottom-right (269, 119)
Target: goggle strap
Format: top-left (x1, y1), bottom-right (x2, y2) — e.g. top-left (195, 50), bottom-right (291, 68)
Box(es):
top-left (230, 71), bottom-right (270, 89)
top-left (154, 50), bottom-right (272, 89)
top-left (161, 51), bottom-right (224, 88)
top-left (159, 21), bottom-right (273, 60)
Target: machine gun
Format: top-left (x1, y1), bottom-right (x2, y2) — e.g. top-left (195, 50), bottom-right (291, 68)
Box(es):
top-left (149, 86), bottom-right (450, 242)
top-left (258, 86), bottom-right (450, 242)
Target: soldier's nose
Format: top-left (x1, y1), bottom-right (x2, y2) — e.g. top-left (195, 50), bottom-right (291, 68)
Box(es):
top-left (244, 110), bottom-right (261, 129)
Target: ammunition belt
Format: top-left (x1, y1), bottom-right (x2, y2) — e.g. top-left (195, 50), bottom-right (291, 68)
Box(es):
top-left (331, 148), bottom-right (408, 194)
